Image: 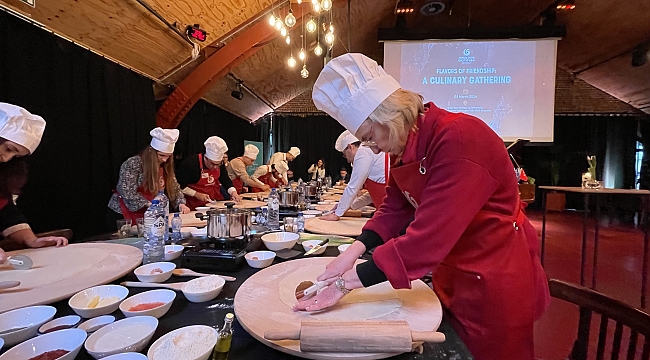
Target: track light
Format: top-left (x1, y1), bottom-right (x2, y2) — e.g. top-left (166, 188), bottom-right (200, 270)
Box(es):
top-left (632, 47), bottom-right (649, 67)
top-left (231, 83), bottom-right (244, 100)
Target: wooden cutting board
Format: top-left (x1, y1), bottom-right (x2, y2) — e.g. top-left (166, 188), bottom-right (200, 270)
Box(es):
top-left (241, 192), bottom-right (268, 200)
top-left (322, 194), bottom-right (342, 201)
top-left (333, 185), bottom-right (347, 190)
top-left (234, 257), bottom-right (442, 359)
top-left (170, 211), bottom-right (207, 228)
top-left (305, 217), bottom-right (368, 237)
top-left (0, 243), bottom-right (142, 313)
top-left (208, 200), bottom-right (266, 209)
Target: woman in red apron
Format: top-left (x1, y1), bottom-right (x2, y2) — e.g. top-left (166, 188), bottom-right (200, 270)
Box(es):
top-left (107, 128), bottom-right (190, 226)
top-left (176, 136), bottom-right (242, 210)
top-left (297, 54), bottom-right (550, 360)
top-left (321, 130), bottom-right (388, 221)
top-left (251, 161), bottom-right (288, 192)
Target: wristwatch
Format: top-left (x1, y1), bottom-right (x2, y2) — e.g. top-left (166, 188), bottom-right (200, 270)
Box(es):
top-left (335, 276), bottom-right (352, 295)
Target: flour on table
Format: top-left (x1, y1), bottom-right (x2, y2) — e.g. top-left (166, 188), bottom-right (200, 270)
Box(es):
top-left (152, 327), bottom-right (217, 360)
top-left (278, 264), bottom-right (403, 321)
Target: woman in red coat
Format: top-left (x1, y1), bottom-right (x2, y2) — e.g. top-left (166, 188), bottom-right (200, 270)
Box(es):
top-left (297, 53), bottom-right (550, 360)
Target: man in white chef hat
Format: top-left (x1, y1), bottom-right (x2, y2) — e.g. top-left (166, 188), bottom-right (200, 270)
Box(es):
top-left (0, 103), bottom-right (46, 162)
top-left (320, 130), bottom-right (387, 221)
top-left (227, 143), bottom-right (265, 193)
top-left (176, 136), bottom-right (242, 210)
top-left (251, 160), bottom-right (289, 192)
top-left (268, 146), bottom-right (300, 180)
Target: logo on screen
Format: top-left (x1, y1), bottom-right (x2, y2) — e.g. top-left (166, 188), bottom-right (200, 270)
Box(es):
top-left (458, 49), bottom-right (475, 65)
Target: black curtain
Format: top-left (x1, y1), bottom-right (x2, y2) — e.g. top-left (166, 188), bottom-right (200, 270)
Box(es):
top-left (0, 12), bottom-right (156, 239)
top-left (172, 100), bottom-right (262, 163)
top-left (267, 115), bottom-right (350, 182)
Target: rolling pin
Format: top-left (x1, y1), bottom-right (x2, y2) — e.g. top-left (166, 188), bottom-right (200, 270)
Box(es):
top-left (264, 320), bottom-right (445, 353)
top-left (342, 209), bottom-right (362, 217)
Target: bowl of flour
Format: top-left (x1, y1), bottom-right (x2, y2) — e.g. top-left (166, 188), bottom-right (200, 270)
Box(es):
top-left (147, 325), bottom-right (218, 360)
top-left (181, 276), bottom-right (226, 303)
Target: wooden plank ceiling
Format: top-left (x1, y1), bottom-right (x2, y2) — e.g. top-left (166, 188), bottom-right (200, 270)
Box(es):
top-left (1, 0), bottom-right (648, 121)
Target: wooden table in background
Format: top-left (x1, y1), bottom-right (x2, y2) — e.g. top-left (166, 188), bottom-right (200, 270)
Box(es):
top-left (539, 186), bottom-right (650, 308)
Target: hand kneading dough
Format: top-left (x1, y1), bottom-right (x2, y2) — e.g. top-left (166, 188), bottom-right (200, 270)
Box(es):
top-left (278, 265), bottom-right (403, 321)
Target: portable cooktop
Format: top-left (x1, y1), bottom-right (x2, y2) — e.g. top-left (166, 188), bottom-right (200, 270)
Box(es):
top-left (180, 235), bottom-right (262, 273)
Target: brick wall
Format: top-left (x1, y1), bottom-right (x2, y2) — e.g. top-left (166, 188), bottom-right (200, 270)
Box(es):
top-left (274, 68), bottom-right (646, 117)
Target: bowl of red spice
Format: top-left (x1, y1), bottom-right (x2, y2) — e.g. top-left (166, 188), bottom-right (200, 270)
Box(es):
top-left (119, 289), bottom-right (175, 319)
top-left (0, 328), bottom-right (86, 360)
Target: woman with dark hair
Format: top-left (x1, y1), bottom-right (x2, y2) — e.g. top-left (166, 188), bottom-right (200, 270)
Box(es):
top-left (308, 159), bottom-right (326, 180)
top-left (0, 158), bottom-right (68, 262)
top-left (107, 128), bottom-right (189, 225)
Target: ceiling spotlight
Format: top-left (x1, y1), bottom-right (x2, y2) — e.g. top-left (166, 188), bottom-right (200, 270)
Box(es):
top-left (306, 18), bottom-right (317, 32)
top-left (231, 83), bottom-right (244, 100)
top-left (322, 0), bottom-right (332, 11)
top-left (324, 31), bottom-right (334, 45)
top-left (555, 0), bottom-right (576, 10)
top-left (280, 27), bottom-right (287, 37)
top-left (288, 56), bottom-right (297, 67)
top-left (632, 47), bottom-right (649, 67)
top-left (285, 9), bottom-right (296, 27)
top-left (274, 19), bottom-right (283, 30)
top-left (286, 36), bottom-right (291, 44)
top-left (299, 49), bottom-right (306, 60)
top-left (301, 65), bottom-right (309, 78)
top-left (268, 14), bottom-right (276, 27)
top-left (314, 43), bottom-right (323, 56)
top-left (313, 2), bottom-right (321, 12)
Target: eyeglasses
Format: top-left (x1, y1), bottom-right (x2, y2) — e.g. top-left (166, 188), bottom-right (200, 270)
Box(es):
top-left (360, 123), bottom-right (377, 147)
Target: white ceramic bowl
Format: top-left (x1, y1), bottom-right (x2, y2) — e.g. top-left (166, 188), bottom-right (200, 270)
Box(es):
top-left (191, 227), bottom-right (207, 237)
top-left (338, 244), bottom-right (351, 253)
top-left (38, 315), bottom-right (81, 335)
top-left (195, 206), bottom-right (211, 212)
top-left (181, 276), bottom-right (226, 303)
top-left (180, 226), bottom-right (196, 238)
top-left (147, 325), bottom-right (218, 360)
top-left (103, 353), bottom-right (148, 360)
top-left (78, 315), bottom-right (115, 334)
top-left (134, 262), bottom-right (176, 283)
top-left (68, 285), bottom-right (129, 319)
top-left (245, 251), bottom-right (276, 268)
top-left (85, 316), bottom-right (158, 359)
top-left (119, 289), bottom-right (175, 319)
top-left (261, 232), bottom-right (299, 251)
top-left (0, 305), bottom-right (56, 347)
top-left (0, 328), bottom-right (86, 360)
top-left (302, 240), bottom-right (327, 255)
top-left (164, 245), bottom-right (184, 261)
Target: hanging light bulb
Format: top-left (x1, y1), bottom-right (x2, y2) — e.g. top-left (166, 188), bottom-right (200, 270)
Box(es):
top-left (280, 27), bottom-right (287, 37)
top-left (329, 24), bottom-right (334, 33)
top-left (306, 18), bottom-right (317, 33)
top-left (288, 56), bottom-right (297, 68)
top-left (322, 0), bottom-right (332, 11)
top-left (311, 0), bottom-right (318, 4)
top-left (314, 43), bottom-right (323, 56)
top-left (301, 65), bottom-right (309, 78)
top-left (313, 2), bottom-right (321, 12)
top-left (274, 19), bottom-right (283, 30)
top-left (268, 14), bottom-right (276, 27)
top-left (324, 31), bottom-right (334, 45)
top-left (297, 0), bottom-right (302, 3)
top-left (285, 9), bottom-right (296, 28)
top-left (286, 36), bottom-right (291, 44)
top-left (299, 48), bottom-right (306, 60)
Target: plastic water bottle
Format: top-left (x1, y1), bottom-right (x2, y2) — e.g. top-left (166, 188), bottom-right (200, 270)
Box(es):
top-left (296, 212), bottom-right (305, 233)
top-left (171, 213), bottom-right (182, 244)
top-left (155, 190), bottom-right (170, 241)
top-left (143, 200), bottom-right (165, 264)
top-left (267, 188), bottom-right (280, 230)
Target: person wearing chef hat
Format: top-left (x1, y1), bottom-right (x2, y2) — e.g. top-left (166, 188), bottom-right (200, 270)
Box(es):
top-left (176, 136), bottom-right (242, 210)
top-left (227, 144), bottom-right (265, 193)
top-left (251, 160), bottom-right (289, 192)
top-left (108, 127), bottom-right (190, 224)
top-left (295, 53), bottom-right (550, 360)
top-left (268, 146), bottom-right (300, 179)
top-left (320, 130), bottom-right (387, 221)
top-left (0, 103), bottom-right (67, 262)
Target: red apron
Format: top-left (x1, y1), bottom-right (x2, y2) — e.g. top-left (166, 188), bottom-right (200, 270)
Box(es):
top-left (115, 167), bottom-right (164, 223)
top-left (185, 154), bottom-right (224, 210)
top-left (253, 166), bottom-right (283, 192)
top-left (363, 153), bottom-right (390, 207)
top-left (388, 114), bottom-right (546, 360)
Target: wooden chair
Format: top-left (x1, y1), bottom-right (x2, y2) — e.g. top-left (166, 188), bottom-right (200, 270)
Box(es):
top-left (549, 279), bottom-right (650, 360)
top-left (34, 228), bottom-right (73, 240)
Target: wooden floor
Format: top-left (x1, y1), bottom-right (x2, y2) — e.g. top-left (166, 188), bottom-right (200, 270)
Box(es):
top-left (528, 210), bottom-right (648, 359)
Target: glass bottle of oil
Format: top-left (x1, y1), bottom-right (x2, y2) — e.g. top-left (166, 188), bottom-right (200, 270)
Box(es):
top-left (212, 313), bottom-right (234, 360)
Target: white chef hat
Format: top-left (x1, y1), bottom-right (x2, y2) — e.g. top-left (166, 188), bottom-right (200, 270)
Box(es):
top-left (287, 147), bottom-right (300, 158)
top-left (243, 144), bottom-right (259, 160)
top-left (274, 160), bottom-right (289, 174)
top-left (0, 103), bottom-right (46, 154)
top-left (204, 136), bottom-right (228, 162)
top-left (150, 127), bottom-right (179, 153)
top-left (312, 53), bottom-right (401, 134)
top-left (335, 130), bottom-right (360, 152)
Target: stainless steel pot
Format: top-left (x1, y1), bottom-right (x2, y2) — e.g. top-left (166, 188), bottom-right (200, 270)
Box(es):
top-left (304, 185), bottom-right (318, 197)
top-left (278, 191), bottom-right (298, 206)
top-left (195, 202), bottom-right (251, 240)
